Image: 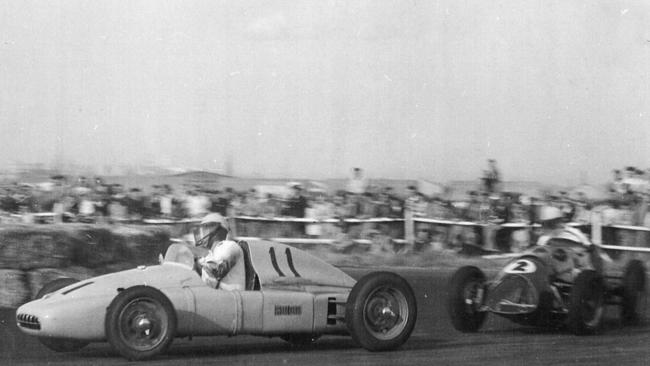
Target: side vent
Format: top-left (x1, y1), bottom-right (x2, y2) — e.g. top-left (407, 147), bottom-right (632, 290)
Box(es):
top-left (327, 297), bottom-right (337, 325)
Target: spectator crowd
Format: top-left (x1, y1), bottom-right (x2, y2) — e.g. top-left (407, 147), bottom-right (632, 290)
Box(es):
top-left (0, 164), bottom-right (648, 253)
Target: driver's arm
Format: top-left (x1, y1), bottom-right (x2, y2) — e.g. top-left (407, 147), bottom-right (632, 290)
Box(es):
top-left (201, 243), bottom-right (238, 282)
top-left (203, 259), bottom-right (232, 281)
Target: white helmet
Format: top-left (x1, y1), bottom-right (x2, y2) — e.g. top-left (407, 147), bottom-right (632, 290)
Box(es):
top-left (195, 213), bottom-right (230, 247)
top-left (200, 212), bottom-right (230, 231)
top-left (539, 206), bottom-right (563, 222)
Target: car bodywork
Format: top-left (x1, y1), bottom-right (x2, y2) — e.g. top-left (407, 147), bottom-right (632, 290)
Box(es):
top-left (17, 239), bottom-right (416, 359)
top-left (17, 240), bottom-right (354, 339)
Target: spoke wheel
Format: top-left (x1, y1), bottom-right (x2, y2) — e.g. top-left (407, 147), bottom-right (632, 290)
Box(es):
top-left (567, 270), bottom-right (604, 335)
top-left (447, 266), bottom-right (487, 332)
top-left (105, 286), bottom-right (176, 361)
top-left (363, 287), bottom-right (409, 340)
top-left (346, 272), bottom-right (417, 351)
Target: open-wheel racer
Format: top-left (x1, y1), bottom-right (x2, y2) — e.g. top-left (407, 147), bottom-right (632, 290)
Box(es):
top-left (16, 239), bottom-right (417, 360)
top-left (447, 237), bottom-right (646, 335)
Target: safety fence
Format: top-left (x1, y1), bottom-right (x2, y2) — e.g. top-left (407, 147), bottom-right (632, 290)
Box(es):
top-left (228, 216), bottom-right (650, 255)
top-left (3, 212), bottom-right (650, 254)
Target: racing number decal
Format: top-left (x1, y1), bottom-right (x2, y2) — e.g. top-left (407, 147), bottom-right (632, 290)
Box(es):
top-left (269, 247), bottom-right (286, 277)
top-left (512, 262), bottom-right (527, 272)
top-left (503, 259), bottom-right (536, 274)
top-left (269, 247), bottom-right (302, 277)
top-left (284, 248), bottom-right (301, 277)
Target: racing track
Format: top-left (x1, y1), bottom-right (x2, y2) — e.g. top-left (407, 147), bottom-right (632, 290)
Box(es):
top-left (2, 267), bottom-right (649, 366)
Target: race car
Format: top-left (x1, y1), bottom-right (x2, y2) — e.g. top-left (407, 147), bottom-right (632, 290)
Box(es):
top-left (447, 238), bottom-right (646, 335)
top-left (16, 240), bottom-right (417, 360)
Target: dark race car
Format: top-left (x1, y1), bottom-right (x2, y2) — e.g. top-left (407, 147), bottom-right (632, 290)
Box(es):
top-left (447, 238), bottom-right (646, 335)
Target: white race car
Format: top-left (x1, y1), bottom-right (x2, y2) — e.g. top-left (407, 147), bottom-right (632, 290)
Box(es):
top-left (16, 240), bottom-right (417, 360)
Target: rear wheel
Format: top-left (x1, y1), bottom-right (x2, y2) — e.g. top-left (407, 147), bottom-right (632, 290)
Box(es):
top-left (346, 272), bottom-right (417, 351)
top-left (447, 266), bottom-right (488, 332)
top-left (105, 286), bottom-right (177, 361)
top-left (35, 278), bottom-right (89, 353)
top-left (567, 270), bottom-right (605, 335)
top-left (621, 260), bottom-right (646, 325)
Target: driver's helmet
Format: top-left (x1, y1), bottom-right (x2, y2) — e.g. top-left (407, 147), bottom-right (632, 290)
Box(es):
top-left (195, 213), bottom-right (230, 248)
top-left (539, 206), bottom-right (563, 222)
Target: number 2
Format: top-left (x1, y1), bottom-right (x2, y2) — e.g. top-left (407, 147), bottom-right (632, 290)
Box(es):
top-left (512, 261), bottom-right (528, 272)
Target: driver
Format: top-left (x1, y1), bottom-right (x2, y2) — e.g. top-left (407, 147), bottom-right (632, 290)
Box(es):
top-left (537, 206), bottom-right (591, 247)
top-left (537, 206), bottom-right (603, 274)
top-left (195, 213), bottom-right (246, 291)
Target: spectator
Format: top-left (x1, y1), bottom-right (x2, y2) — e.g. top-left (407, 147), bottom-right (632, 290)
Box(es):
top-left (413, 225), bottom-right (431, 252)
top-left (404, 186), bottom-right (427, 218)
top-left (358, 192), bottom-right (378, 219)
top-left (108, 196), bottom-right (128, 222)
top-left (387, 195), bottom-right (404, 218)
top-left (346, 167), bottom-right (368, 195)
top-left (608, 169), bottom-right (625, 196)
top-left (259, 193), bottom-right (280, 218)
top-left (462, 191), bottom-right (482, 221)
top-left (425, 197), bottom-right (447, 219)
top-left (285, 185), bottom-right (308, 218)
top-left (374, 191), bottom-right (392, 217)
top-left (239, 189), bottom-right (260, 216)
top-left (209, 190), bottom-right (230, 216)
top-left (159, 185), bottom-right (174, 218)
top-left (557, 191), bottom-right (576, 222)
top-left (229, 192), bottom-right (245, 216)
top-left (482, 159), bottom-right (501, 194)
top-left (342, 193), bottom-right (361, 218)
top-left (305, 192), bottom-right (334, 237)
top-left (184, 190), bottom-right (210, 218)
top-left (125, 188), bottom-right (145, 220)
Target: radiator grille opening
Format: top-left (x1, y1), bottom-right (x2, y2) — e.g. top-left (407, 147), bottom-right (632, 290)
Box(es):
top-left (17, 313), bottom-right (41, 330)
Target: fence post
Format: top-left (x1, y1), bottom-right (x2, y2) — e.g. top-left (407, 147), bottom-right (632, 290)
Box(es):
top-left (229, 215), bottom-right (238, 240)
top-left (405, 210), bottom-right (414, 246)
top-left (482, 223), bottom-right (496, 251)
top-left (591, 210), bottom-right (602, 245)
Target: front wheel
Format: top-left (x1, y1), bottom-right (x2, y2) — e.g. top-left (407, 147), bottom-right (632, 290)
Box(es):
top-left (105, 286), bottom-right (177, 361)
top-left (567, 270), bottom-right (605, 335)
top-left (346, 272), bottom-right (417, 351)
top-left (447, 266), bottom-right (488, 332)
top-left (35, 278), bottom-right (89, 353)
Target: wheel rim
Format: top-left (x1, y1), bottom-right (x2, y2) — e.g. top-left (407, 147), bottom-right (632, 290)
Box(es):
top-left (363, 286), bottom-right (409, 340)
top-left (117, 298), bottom-right (168, 351)
top-left (461, 278), bottom-right (484, 316)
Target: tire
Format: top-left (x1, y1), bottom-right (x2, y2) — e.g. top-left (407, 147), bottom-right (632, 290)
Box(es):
top-left (345, 272), bottom-right (417, 351)
top-left (447, 266), bottom-right (488, 332)
top-left (105, 286), bottom-right (177, 361)
top-left (567, 270), bottom-right (605, 335)
top-left (35, 278), bottom-right (89, 353)
top-left (621, 260), bottom-right (646, 325)
top-left (280, 334), bottom-right (321, 346)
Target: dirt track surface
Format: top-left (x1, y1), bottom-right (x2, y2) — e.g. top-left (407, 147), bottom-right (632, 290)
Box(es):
top-left (2, 267), bottom-right (649, 366)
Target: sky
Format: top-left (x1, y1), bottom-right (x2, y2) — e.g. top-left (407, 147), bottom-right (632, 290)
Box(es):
top-left (1, 0), bottom-right (649, 185)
